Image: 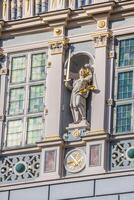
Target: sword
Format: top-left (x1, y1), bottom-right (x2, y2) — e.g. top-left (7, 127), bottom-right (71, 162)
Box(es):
top-left (65, 47), bottom-right (71, 82)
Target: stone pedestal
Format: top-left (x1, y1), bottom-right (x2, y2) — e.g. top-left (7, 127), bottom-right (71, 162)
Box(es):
top-left (63, 120), bottom-right (90, 142)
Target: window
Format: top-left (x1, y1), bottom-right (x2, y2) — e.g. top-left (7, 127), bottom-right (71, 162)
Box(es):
top-left (34, 0), bottom-right (48, 15)
top-left (115, 38), bottom-right (134, 134)
top-left (27, 117), bottom-right (43, 144)
top-left (7, 120), bottom-right (23, 147)
top-left (116, 104), bottom-right (132, 133)
top-left (76, 0), bottom-right (92, 8)
top-left (9, 88), bottom-right (25, 115)
top-left (117, 71), bottom-right (133, 99)
top-left (10, 0), bottom-right (23, 20)
top-left (119, 39), bottom-right (134, 67)
top-left (31, 53), bottom-right (46, 80)
top-left (11, 56), bottom-right (26, 83)
top-left (5, 51), bottom-right (47, 147)
top-left (29, 85), bottom-right (44, 113)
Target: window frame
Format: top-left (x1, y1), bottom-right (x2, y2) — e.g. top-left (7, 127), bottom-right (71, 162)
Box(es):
top-left (113, 36), bottom-right (134, 134)
top-left (4, 50), bottom-right (47, 149)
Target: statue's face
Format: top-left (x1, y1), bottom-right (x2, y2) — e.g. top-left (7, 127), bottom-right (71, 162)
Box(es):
top-left (79, 68), bottom-right (85, 77)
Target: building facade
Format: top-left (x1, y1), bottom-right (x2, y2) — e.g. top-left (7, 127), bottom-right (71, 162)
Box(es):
top-left (0, 0), bottom-right (134, 200)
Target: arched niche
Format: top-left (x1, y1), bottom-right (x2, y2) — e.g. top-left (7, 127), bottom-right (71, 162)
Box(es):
top-left (64, 51), bottom-right (95, 80)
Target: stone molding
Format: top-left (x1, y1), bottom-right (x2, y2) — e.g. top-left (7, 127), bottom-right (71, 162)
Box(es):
top-left (0, 20), bottom-right (4, 37)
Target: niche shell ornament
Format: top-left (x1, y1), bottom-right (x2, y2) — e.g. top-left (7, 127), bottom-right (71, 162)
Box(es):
top-left (64, 149), bottom-right (86, 173)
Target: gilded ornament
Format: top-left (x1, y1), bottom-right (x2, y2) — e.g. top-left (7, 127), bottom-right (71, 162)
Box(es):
top-left (97, 20), bottom-right (106, 28)
top-left (64, 149), bottom-right (86, 173)
top-left (3, 0), bottom-right (7, 17)
top-left (55, 28), bottom-right (62, 36)
top-left (72, 129), bottom-right (81, 138)
top-left (11, 0), bottom-right (16, 9)
top-left (26, 0), bottom-right (30, 12)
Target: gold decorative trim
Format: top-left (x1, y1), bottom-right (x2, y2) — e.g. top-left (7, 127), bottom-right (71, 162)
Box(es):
top-left (54, 28), bottom-right (62, 36)
top-left (97, 20), bottom-right (106, 29)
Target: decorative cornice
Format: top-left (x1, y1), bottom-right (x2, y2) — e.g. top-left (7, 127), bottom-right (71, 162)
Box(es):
top-left (3, 9), bottom-right (71, 36)
top-left (83, 1), bottom-right (115, 16)
top-left (1, 1), bottom-right (134, 36)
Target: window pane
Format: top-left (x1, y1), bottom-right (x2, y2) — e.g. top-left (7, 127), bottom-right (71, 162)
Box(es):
top-left (116, 104), bottom-right (132, 133)
top-left (119, 39), bottom-right (134, 67)
top-left (7, 120), bottom-right (23, 147)
top-left (29, 85), bottom-right (44, 113)
top-left (31, 53), bottom-right (46, 80)
top-left (117, 71), bottom-right (133, 99)
top-left (27, 117), bottom-right (43, 144)
top-left (9, 88), bottom-right (24, 115)
top-left (11, 56), bottom-right (26, 83)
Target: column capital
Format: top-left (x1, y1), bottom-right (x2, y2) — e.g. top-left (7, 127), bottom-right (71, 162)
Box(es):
top-left (48, 38), bottom-right (69, 55)
top-left (91, 31), bottom-right (113, 48)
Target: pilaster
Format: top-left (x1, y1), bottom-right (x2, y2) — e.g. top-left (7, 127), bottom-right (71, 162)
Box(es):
top-left (90, 15), bottom-right (112, 133)
top-left (45, 25), bottom-right (69, 138)
top-left (0, 22), bottom-right (5, 150)
top-left (0, 52), bottom-right (7, 150)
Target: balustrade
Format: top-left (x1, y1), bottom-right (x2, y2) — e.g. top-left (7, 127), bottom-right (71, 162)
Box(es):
top-left (1, 0), bottom-right (110, 21)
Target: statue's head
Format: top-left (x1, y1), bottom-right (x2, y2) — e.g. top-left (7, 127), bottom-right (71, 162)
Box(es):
top-left (79, 65), bottom-right (92, 78)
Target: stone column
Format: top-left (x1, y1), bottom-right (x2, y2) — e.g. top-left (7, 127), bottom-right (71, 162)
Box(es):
top-left (24, 0), bottom-right (33, 17)
top-left (50, 0), bottom-right (65, 11)
top-left (69, 0), bottom-right (76, 9)
top-left (17, 0), bottom-right (23, 19)
top-left (11, 0), bottom-right (17, 20)
top-left (2, 0), bottom-right (11, 21)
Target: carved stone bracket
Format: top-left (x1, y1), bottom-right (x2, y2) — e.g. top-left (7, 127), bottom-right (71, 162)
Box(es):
top-left (63, 127), bottom-right (87, 142)
top-left (91, 31), bottom-right (112, 48)
top-left (0, 115), bottom-right (5, 121)
top-left (0, 21), bottom-right (4, 37)
top-left (49, 38), bottom-right (69, 55)
top-left (63, 121), bottom-right (90, 142)
top-left (106, 98), bottom-right (114, 106)
top-left (0, 68), bottom-right (8, 75)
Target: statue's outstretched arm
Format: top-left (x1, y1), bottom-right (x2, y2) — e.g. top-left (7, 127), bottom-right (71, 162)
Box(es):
top-left (65, 81), bottom-right (73, 91)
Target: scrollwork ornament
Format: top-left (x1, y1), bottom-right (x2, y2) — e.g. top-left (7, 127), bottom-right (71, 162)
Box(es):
top-left (111, 140), bottom-right (134, 170)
